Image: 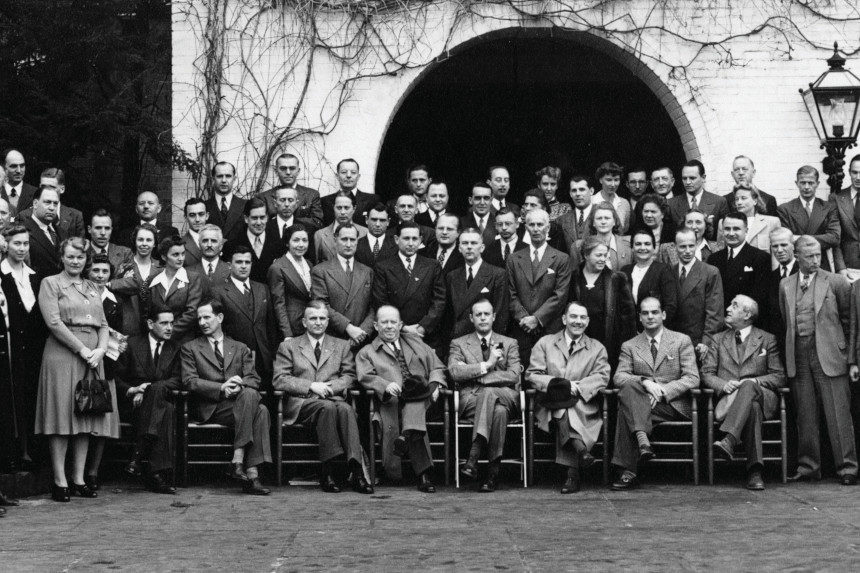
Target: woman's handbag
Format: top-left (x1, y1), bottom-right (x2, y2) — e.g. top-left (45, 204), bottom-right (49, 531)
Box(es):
top-left (74, 366), bottom-right (113, 415)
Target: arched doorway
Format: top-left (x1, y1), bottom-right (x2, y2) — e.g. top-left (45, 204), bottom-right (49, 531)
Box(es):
top-left (376, 29), bottom-right (690, 213)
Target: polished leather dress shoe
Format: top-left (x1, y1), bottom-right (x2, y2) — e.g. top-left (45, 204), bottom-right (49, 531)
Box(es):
top-left (479, 478), bottom-right (497, 493)
top-left (0, 491), bottom-right (20, 507)
top-left (392, 436), bottom-right (408, 458)
top-left (714, 438), bottom-right (735, 462)
top-left (638, 444), bottom-right (655, 464)
top-left (320, 474), bottom-right (341, 493)
top-left (349, 474), bottom-right (374, 494)
top-left (71, 483), bottom-right (98, 498)
top-left (787, 472), bottom-right (819, 483)
top-left (228, 463), bottom-right (249, 482)
top-left (51, 484), bottom-right (71, 502)
top-left (560, 476), bottom-right (580, 494)
top-left (840, 474), bottom-right (858, 486)
top-left (746, 471), bottom-right (765, 491)
top-left (459, 461), bottom-right (478, 480)
top-left (243, 478), bottom-right (271, 495)
top-left (610, 472), bottom-right (638, 491)
top-left (84, 475), bottom-right (100, 491)
top-left (418, 473), bottom-right (436, 493)
top-left (147, 473), bottom-right (177, 495)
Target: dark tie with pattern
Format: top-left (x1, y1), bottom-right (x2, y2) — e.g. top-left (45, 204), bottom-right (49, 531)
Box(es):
top-left (680, 265), bottom-right (687, 283)
top-left (781, 265), bottom-right (788, 279)
top-left (466, 266), bottom-right (473, 287)
top-left (405, 256), bottom-right (413, 277)
top-left (372, 238), bottom-right (381, 258)
top-left (47, 225), bottom-right (58, 246)
top-left (577, 209), bottom-right (585, 232)
top-left (569, 339), bottom-right (575, 357)
top-left (481, 337), bottom-right (490, 361)
top-left (800, 274), bottom-right (810, 292)
top-left (437, 249), bottom-right (446, 266)
top-left (393, 343), bottom-right (411, 378)
top-left (314, 341), bottom-right (322, 363)
top-left (214, 340), bottom-right (224, 370)
top-left (650, 338), bottom-right (658, 363)
top-left (153, 341), bottom-right (162, 366)
top-left (207, 261), bottom-right (214, 276)
top-left (220, 197), bottom-right (228, 219)
top-left (734, 330), bottom-right (742, 345)
top-left (503, 243), bottom-right (511, 262)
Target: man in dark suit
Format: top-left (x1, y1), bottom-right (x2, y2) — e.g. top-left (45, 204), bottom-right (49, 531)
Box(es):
top-left (16, 168), bottom-right (85, 238)
top-left (767, 227), bottom-right (799, 359)
top-left (831, 154), bottom-right (860, 272)
top-left (724, 155), bottom-right (778, 217)
top-left (114, 191), bottom-right (180, 249)
top-left (418, 213), bottom-right (463, 274)
top-left (181, 198), bottom-right (208, 268)
top-left (392, 193), bottom-right (434, 248)
top-left (448, 299), bottom-right (522, 492)
top-left (235, 198), bottom-right (286, 283)
top-left (181, 299), bottom-right (272, 495)
top-left (355, 203), bottom-right (398, 268)
top-left (267, 186), bottom-right (317, 256)
top-left (2, 148), bottom-right (37, 213)
top-left (115, 306), bottom-right (181, 494)
top-left (777, 165), bottom-right (841, 271)
top-left (321, 158), bottom-right (380, 226)
top-left (310, 224), bottom-right (374, 347)
top-left (487, 166), bottom-right (520, 218)
top-left (272, 301), bottom-right (373, 494)
top-left (21, 186), bottom-right (65, 278)
top-left (86, 209), bottom-right (132, 271)
top-left (507, 208), bottom-right (571, 364)
top-left (709, 211), bottom-right (771, 315)
top-left (460, 183), bottom-right (497, 248)
top-left (415, 180), bottom-right (452, 228)
top-left (672, 229), bottom-right (724, 360)
top-left (610, 297), bottom-right (700, 490)
top-left (204, 161), bottom-right (246, 244)
top-left (782, 236), bottom-right (857, 485)
top-left (557, 175), bottom-right (594, 253)
top-left (258, 153), bottom-right (323, 227)
top-left (445, 228), bottom-right (509, 341)
top-left (210, 245), bottom-right (277, 385)
top-left (483, 208), bottom-right (527, 269)
top-left (668, 160), bottom-right (728, 242)
top-left (189, 224), bottom-right (231, 290)
top-left (373, 222), bottom-right (446, 351)
top-left (703, 295), bottom-right (786, 490)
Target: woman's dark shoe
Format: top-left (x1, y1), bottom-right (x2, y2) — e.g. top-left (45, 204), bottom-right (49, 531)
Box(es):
top-left (84, 475), bottom-right (100, 491)
top-left (70, 483), bottom-right (98, 498)
top-left (51, 484), bottom-right (71, 502)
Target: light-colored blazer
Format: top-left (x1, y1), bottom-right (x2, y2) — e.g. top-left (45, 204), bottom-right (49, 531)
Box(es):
top-left (180, 335), bottom-right (260, 422)
top-left (310, 258), bottom-right (374, 337)
top-left (272, 335), bottom-right (355, 425)
top-left (313, 222), bottom-right (367, 263)
top-left (613, 328), bottom-right (700, 418)
top-left (448, 332), bottom-right (521, 389)
top-left (526, 332), bottom-right (610, 449)
top-left (780, 270), bottom-right (851, 378)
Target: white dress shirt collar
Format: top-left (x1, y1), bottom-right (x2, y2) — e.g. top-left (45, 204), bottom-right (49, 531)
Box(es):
top-left (398, 251), bottom-right (415, 269)
top-left (150, 266), bottom-right (189, 292)
top-left (530, 242), bottom-right (548, 262)
top-left (466, 258), bottom-right (483, 278)
top-left (646, 328), bottom-right (664, 347)
top-left (215, 192), bottom-right (234, 209)
top-left (230, 276), bottom-right (251, 292)
top-left (736, 325), bottom-right (753, 343)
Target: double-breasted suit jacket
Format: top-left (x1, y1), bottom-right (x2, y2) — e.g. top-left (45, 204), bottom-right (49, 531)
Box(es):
top-left (373, 254), bottom-right (446, 334)
top-left (701, 327), bottom-right (786, 419)
top-left (272, 335), bottom-right (356, 425)
top-left (672, 259), bottom-right (724, 346)
top-left (507, 245), bottom-right (571, 336)
top-left (21, 216), bottom-right (66, 279)
top-left (148, 269), bottom-right (204, 343)
top-left (310, 258), bottom-right (374, 338)
top-left (180, 335), bottom-right (261, 423)
top-left (831, 187), bottom-right (860, 271)
top-left (210, 279), bottom-right (277, 382)
top-left (709, 243), bottom-right (771, 313)
top-left (777, 197), bottom-right (841, 271)
top-left (205, 194), bottom-right (247, 244)
top-left (268, 255), bottom-right (313, 339)
top-left (613, 329), bottom-right (700, 419)
top-left (526, 333), bottom-right (610, 449)
top-left (444, 262), bottom-right (510, 340)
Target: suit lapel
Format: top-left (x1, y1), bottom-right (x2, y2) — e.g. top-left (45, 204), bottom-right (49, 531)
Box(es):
top-left (328, 262), bottom-right (352, 295)
top-left (680, 261), bottom-right (703, 300)
top-left (282, 258), bottom-right (309, 296)
top-left (402, 258), bottom-right (426, 298)
top-left (317, 337), bottom-right (335, 370)
top-left (225, 281), bottom-right (254, 321)
top-left (532, 249), bottom-right (553, 283)
top-left (785, 274), bottom-right (798, 325)
top-left (813, 273), bottom-right (827, 315)
top-left (722, 331), bottom-right (740, 365)
top-left (221, 338), bottom-right (237, 372)
top-left (837, 192), bottom-right (859, 237)
top-left (808, 200), bottom-right (825, 233)
top-left (740, 329), bottom-right (763, 365)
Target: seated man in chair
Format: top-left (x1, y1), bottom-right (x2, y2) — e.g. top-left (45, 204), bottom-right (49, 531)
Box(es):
top-left (181, 299), bottom-right (272, 495)
top-left (610, 296), bottom-right (699, 491)
top-left (448, 299), bottom-right (522, 492)
top-left (526, 301), bottom-right (611, 494)
top-left (702, 295), bottom-right (786, 490)
top-left (272, 301), bottom-right (373, 494)
top-left (356, 305), bottom-right (447, 492)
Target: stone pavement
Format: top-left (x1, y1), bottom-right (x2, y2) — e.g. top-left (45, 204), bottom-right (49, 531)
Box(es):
top-left (2, 476), bottom-right (859, 572)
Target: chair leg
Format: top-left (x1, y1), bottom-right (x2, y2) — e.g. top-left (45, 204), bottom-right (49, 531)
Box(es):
top-left (443, 395), bottom-right (450, 486)
top-left (692, 405), bottom-right (700, 486)
top-left (454, 408), bottom-right (460, 489)
top-left (521, 422), bottom-right (528, 488)
top-left (527, 407), bottom-right (535, 486)
top-left (276, 400), bottom-right (284, 487)
top-left (780, 394), bottom-right (788, 484)
top-left (181, 399), bottom-right (189, 488)
top-left (707, 400), bottom-right (715, 486)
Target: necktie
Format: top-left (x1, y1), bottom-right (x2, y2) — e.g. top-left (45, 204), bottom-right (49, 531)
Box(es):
top-left (220, 197), bottom-right (228, 219)
top-left (393, 343), bottom-right (410, 378)
top-left (690, 196), bottom-right (698, 211)
top-left (153, 341), bottom-right (162, 365)
top-left (854, 194), bottom-right (860, 225)
top-left (806, 200), bottom-right (813, 216)
top-left (481, 337), bottom-right (490, 361)
top-left (531, 249), bottom-right (540, 273)
top-left (503, 243), bottom-right (511, 262)
top-left (680, 265), bottom-right (687, 282)
top-left (372, 238), bottom-right (381, 258)
top-left (781, 265), bottom-right (788, 279)
top-left (9, 186), bottom-right (16, 198)
top-left (47, 225), bottom-right (58, 245)
top-left (282, 223), bottom-right (288, 239)
top-left (569, 339), bottom-right (576, 357)
top-left (243, 281), bottom-right (252, 299)
top-left (577, 209), bottom-right (584, 229)
top-left (734, 330), bottom-right (743, 345)
top-left (253, 236), bottom-right (263, 258)
top-left (437, 249), bottom-right (446, 266)
top-left (466, 266), bottom-right (474, 287)
top-left (344, 258), bottom-right (352, 274)
top-left (499, 200), bottom-right (505, 209)
top-left (207, 261), bottom-right (214, 276)
top-left (405, 256), bottom-right (413, 276)
top-left (800, 274), bottom-right (810, 292)
top-left (478, 217), bottom-right (485, 233)
top-left (214, 340), bottom-right (224, 370)
top-left (314, 341), bottom-right (322, 363)
top-left (650, 338), bottom-right (658, 363)
top-left (727, 248), bottom-right (734, 261)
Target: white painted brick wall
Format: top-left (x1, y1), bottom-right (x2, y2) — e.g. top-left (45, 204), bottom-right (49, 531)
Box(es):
top-left (171, 0), bottom-right (860, 229)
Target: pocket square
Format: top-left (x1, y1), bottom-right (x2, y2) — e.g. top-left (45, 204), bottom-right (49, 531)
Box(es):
top-left (744, 266), bottom-right (753, 272)
top-left (758, 349), bottom-right (767, 357)
top-left (480, 287), bottom-right (490, 293)
top-left (547, 268), bottom-right (556, 274)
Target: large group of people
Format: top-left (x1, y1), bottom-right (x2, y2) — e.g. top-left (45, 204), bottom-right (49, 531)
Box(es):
top-left (1, 146), bottom-right (860, 517)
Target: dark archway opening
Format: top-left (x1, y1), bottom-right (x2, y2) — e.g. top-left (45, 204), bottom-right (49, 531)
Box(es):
top-left (376, 32), bottom-right (688, 214)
